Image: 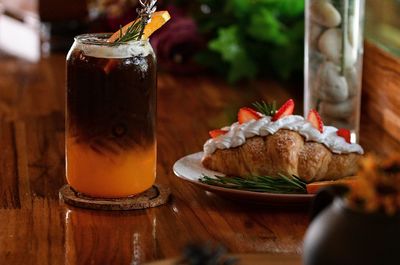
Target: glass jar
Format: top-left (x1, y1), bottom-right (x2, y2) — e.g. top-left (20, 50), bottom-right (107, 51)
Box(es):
top-left (66, 33), bottom-right (157, 198)
top-left (304, 0), bottom-right (365, 142)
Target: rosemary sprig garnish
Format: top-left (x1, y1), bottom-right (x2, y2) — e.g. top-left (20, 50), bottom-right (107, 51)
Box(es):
top-left (112, 0), bottom-right (157, 45)
top-left (137, 0), bottom-right (157, 38)
top-left (113, 19), bottom-right (143, 44)
top-left (252, 101), bottom-right (277, 116)
top-left (199, 174), bottom-right (307, 194)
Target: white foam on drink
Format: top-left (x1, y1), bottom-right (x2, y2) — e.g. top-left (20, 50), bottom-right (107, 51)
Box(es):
top-left (70, 36), bottom-right (154, 59)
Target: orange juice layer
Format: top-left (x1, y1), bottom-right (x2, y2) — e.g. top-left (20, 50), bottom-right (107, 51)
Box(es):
top-left (66, 138), bottom-right (156, 198)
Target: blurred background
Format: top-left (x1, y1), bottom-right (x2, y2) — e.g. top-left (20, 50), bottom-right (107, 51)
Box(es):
top-left (0, 0), bottom-right (398, 84)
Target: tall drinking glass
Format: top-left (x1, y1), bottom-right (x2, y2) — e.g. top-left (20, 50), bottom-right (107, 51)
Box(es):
top-left (66, 33), bottom-right (157, 198)
top-left (304, 0), bottom-right (365, 142)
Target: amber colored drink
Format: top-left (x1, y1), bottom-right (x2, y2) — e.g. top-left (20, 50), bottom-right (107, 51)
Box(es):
top-left (66, 34), bottom-right (157, 198)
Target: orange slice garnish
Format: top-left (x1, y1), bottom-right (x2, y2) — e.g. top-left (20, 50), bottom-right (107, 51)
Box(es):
top-left (107, 10), bottom-right (171, 43)
top-left (306, 176), bottom-right (359, 194)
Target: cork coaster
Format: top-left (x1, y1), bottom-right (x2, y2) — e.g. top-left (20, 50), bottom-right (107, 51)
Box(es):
top-left (59, 184), bottom-right (170, 211)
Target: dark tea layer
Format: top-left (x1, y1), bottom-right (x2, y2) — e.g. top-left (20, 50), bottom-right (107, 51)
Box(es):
top-left (67, 49), bottom-right (156, 154)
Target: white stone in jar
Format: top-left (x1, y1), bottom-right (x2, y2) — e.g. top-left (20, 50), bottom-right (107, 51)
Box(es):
top-left (310, 0), bottom-right (341, 27)
top-left (319, 98), bottom-right (355, 119)
top-left (318, 28), bottom-right (356, 67)
top-left (316, 61), bottom-right (349, 102)
top-left (345, 66), bottom-right (360, 97)
top-left (309, 50), bottom-right (325, 73)
top-left (309, 23), bottom-right (324, 49)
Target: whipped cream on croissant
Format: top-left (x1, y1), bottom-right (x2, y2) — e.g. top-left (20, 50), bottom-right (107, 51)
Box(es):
top-left (204, 115), bottom-right (364, 155)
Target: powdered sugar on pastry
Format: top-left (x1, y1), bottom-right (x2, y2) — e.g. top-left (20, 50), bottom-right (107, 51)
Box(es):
top-left (203, 115), bottom-right (364, 155)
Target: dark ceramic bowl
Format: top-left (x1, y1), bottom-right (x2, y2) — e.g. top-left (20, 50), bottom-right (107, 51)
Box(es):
top-left (303, 187), bottom-right (400, 265)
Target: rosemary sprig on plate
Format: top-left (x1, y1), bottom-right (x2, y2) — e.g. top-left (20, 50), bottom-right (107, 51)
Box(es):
top-left (199, 174), bottom-right (307, 194)
top-left (252, 101), bottom-right (277, 116)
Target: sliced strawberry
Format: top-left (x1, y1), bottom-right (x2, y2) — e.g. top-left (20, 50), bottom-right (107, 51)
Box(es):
top-left (209, 129), bottom-right (228, 138)
top-left (272, 99), bottom-right (295, 121)
top-left (238, 107), bottom-right (262, 124)
top-left (307, 109), bottom-right (324, 133)
top-left (336, 128), bottom-right (351, 143)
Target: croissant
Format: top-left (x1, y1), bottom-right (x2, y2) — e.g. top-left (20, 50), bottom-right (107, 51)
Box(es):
top-left (202, 129), bottom-right (360, 182)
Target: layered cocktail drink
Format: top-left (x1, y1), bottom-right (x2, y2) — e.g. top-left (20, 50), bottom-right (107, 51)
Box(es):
top-left (66, 34), bottom-right (157, 198)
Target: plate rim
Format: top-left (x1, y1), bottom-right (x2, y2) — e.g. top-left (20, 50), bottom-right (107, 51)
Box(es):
top-left (173, 152), bottom-right (314, 200)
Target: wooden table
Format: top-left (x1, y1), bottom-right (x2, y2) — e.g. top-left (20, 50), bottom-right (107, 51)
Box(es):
top-left (0, 51), bottom-right (399, 265)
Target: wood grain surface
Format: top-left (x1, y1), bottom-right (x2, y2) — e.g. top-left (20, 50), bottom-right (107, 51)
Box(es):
top-left (0, 51), bottom-right (399, 265)
top-left (146, 253), bottom-right (301, 265)
top-left (362, 41), bottom-right (400, 142)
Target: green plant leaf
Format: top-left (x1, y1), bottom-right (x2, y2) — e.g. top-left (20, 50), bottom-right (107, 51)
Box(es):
top-left (247, 8), bottom-right (289, 45)
top-left (274, 0), bottom-right (305, 17)
top-left (227, 0), bottom-right (252, 18)
top-left (182, 0), bottom-right (305, 82)
top-left (209, 26), bottom-right (257, 83)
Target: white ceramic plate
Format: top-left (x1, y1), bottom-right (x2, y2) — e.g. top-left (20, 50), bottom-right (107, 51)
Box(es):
top-left (173, 152), bottom-right (314, 206)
